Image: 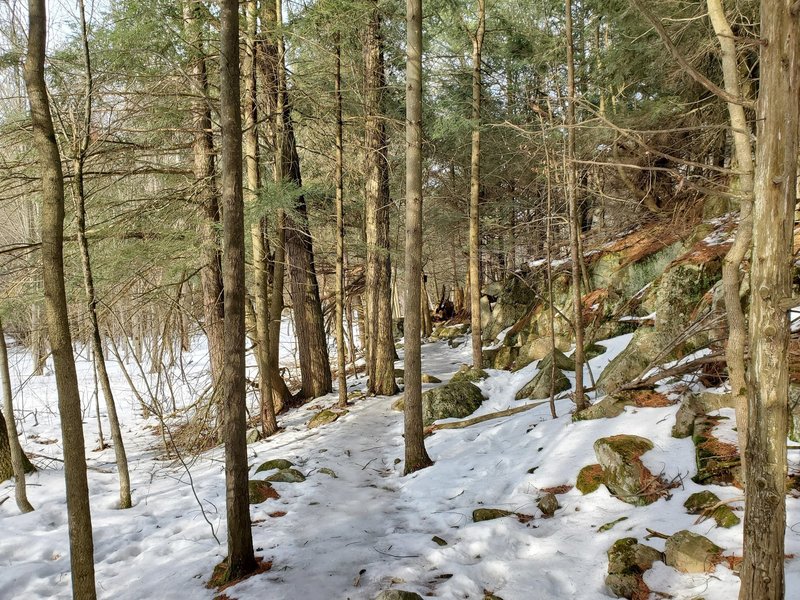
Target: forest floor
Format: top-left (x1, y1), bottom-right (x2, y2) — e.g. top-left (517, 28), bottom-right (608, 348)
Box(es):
top-left (1, 327), bottom-right (799, 599)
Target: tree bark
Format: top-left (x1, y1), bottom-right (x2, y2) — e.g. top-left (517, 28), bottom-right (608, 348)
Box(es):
top-left (219, 0), bottom-right (256, 578)
top-left (184, 0), bottom-right (224, 388)
top-left (243, 0), bottom-right (278, 437)
top-left (0, 318), bottom-right (34, 511)
top-left (468, 0), bottom-right (485, 369)
top-left (364, 2), bottom-right (398, 396)
top-left (707, 0), bottom-right (754, 468)
top-left (72, 0), bottom-right (131, 509)
top-left (24, 0), bottom-right (97, 594)
top-left (739, 2), bottom-right (799, 598)
top-left (403, 0), bottom-right (433, 475)
top-left (565, 0), bottom-right (587, 411)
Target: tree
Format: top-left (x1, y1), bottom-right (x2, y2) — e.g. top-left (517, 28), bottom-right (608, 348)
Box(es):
top-left (0, 317), bottom-right (34, 512)
top-left (219, 0), bottom-right (256, 579)
top-left (24, 0), bottom-right (97, 595)
top-left (334, 32), bottom-right (348, 408)
top-left (403, 0), bottom-right (433, 475)
top-left (364, 0), bottom-right (398, 397)
top-left (468, 0), bottom-right (486, 370)
top-left (739, 1), bottom-right (799, 597)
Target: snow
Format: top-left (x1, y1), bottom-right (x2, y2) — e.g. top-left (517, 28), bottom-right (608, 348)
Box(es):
top-left (1, 328), bottom-right (799, 599)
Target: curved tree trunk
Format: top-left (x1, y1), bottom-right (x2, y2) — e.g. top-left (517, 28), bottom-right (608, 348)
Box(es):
top-left (24, 0), bottom-right (97, 594)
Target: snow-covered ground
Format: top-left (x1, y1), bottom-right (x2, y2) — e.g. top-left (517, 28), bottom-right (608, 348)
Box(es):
top-left (1, 327), bottom-right (799, 599)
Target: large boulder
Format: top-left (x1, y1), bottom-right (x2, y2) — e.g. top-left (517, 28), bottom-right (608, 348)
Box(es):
top-left (596, 328), bottom-right (661, 394)
top-left (664, 530), bottom-right (722, 573)
top-left (605, 537), bottom-right (662, 599)
top-left (422, 381), bottom-right (485, 426)
top-left (515, 364), bottom-right (570, 401)
top-left (594, 435), bottom-right (660, 506)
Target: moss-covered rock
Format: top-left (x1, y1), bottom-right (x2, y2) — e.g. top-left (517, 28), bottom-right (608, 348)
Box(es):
top-left (248, 480), bottom-right (279, 504)
top-left (684, 491), bottom-right (740, 528)
top-left (308, 409), bottom-right (346, 429)
top-left (422, 381), bottom-right (485, 426)
top-left (255, 458), bottom-right (294, 473)
top-left (421, 373), bottom-right (442, 384)
top-left (245, 428), bottom-right (262, 444)
top-left (515, 365), bottom-right (570, 401)
top-left (691, 415), bottom-right (741, 487)
top-left (585, 343), bottom-right (608, 360)
top-left (594, 435), bottom-right (659, 506)
top-left (605, 537), bottom-right (662, 599)
top-left (391, 397), bottom-right (405, 412)
top-left (596, 328), bottom-right (662, 394)
top-left (664, 530), bottom-right (722, 573)
top-left (472, 508), bottom-right (514, 522)
top-left (574, 395), bottom-right (631, 421)
top-left (265, 468), bottom-right (306, 483)
top-left (450, 364), bottom-right (489, 383)
top-left (318, 467), bottom-right (338, 478)
top-left (576, 464), bottom-right (606, 494)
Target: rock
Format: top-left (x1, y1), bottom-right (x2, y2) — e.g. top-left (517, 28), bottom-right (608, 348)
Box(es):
top-left (255, 458), bottom-right (294, 473)
top-left (318, 468), bottom-right (338, 478)
top-left (431, 325), bottom-right (467, 341)
top-left (308, 409), bottom-right (345, 429)
top-left (594, 435), bottom-right (659, 506)
top-left (691, 415), bottom-right (741, 487)
top-left (537, 492), bottom-right (559, 517)
top-left (605, 537), bottom-right (662, 599)
top-left (673, 392), bottom-right (735, 439)
top-left (672, 398), bottom-right (698, 438)
top-left (576, 464), bottom-right (605, 494)
top-left (248, 480), bottom-right (279, 504)
top-left (422, 381), bottom-right (485, 426)
top-left (574, 395), bottom-right (630, 421)
top-left (245, 428), bottom-right (262, 444)
top-left (664, 530), bottom-right (722, 573)
top-left (684, 491), bottom-right (740, 528)
top-left (540, 348), bottom-right (575, 371)
top-left (596, 328), bottom-right (665, 394)
top-left (265, 468), bottom-right (306, 483)
top-left (391, 398), bottom-right (405, 412)
top-left (394, 368), bottom-right (404, 378)
top-left (473, 508), bottom-right (514, 522)
top-left (432, 535), bottom-right (448, 546)
top-left (598, 516), bottom-right (628, 533)
top-left (374, 591), bottom-right (424, 600)
top-left (585, 343), bottom-right (608, 360)
top-left (514, 365), bottom-right (570, 400)
top-left (421, 373), bottom-right (441, 383)
top-left (450, 364), bottom-right (489, 383)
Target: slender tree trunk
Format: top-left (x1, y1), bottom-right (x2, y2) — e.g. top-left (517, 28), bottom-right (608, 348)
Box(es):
top-left (184, 0), bottom-right (224, 388)
top-left (468, 0), bottom-right (485, 369)
top-left (24, 0), bottom-right (96, 595)
top-left (0, 318), bottom-right (34, 511)
top-left (244, 0), bottom-right (278, 437)
top-left (739, 3), bottom-right (799, 598)
top-left (403, 0), bottom-right (433, 475)
top-left (334, 37), bottom-right (348, 408)
top-left (72, 0), bottom-right (131, 509)
top-left (707, 0), bottom-right (754, 467)
top-left (565, 0), bottom-right (586, 411)
top-left (220, 0), bottom-right (256, 578)
top-left (364, 2), bottom-right (398, 396)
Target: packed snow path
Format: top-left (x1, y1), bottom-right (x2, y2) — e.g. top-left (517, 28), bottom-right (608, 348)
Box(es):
top-left (1, 334), bottom-right (799, 599)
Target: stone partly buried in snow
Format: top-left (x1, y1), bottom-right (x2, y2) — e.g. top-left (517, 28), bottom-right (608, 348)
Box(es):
top-left (537, 492), bottom-right (559, 517)
top-left (248, 480), bottom-right (279, 504)
top-left (421, 373), bottom-right (441, 383)
top-left (255, 458), bottom-right (294, 473)
top-left (307, 409), bottom-right (347, 429)
top-left (374, 591), bottom-right (424, 600)
top-left (664, 530), bottom-right (723, 573)
top-left (422, 381), bottom-right (485, 426)
top-left (683, 490), bottom-right (740, 528)
top-left (574, 390), bottom-right (672, 421)
top-left (472, 508), bottom-right (515, 522)
top-left (691, 415), bottom-right (742, 487)
top-left (606, 537), bottom-right (663, 600)
top-left (450, 364), bottom-right (489, 383)
top-left (576, 464), bottom-right (606, 494)
top-left (265, 468), bottom-right (306, 483)
top-left (672, 391), bottom-right (733, 438)
top-left (594, 435), bottom-right (661, 506)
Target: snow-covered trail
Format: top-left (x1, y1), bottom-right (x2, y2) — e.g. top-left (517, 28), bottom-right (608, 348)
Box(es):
top-left (1, 332), bottom-right (799, 599)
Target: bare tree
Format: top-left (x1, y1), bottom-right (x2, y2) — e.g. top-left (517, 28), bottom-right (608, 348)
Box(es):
top-left (739, 2), bottom-right (799, 598)
top-left (403, 0), bottom-right (433, 475)
top-left (24, 0), bottom-right (96, 595)
top-left (334, 34), bottom-right (347, 408)
top-left (219, 0), bottom-right (256, 579)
